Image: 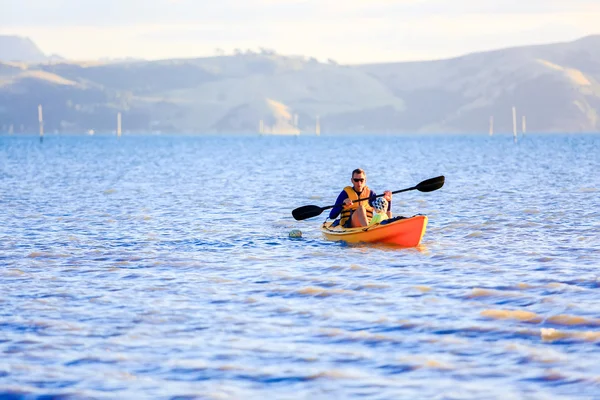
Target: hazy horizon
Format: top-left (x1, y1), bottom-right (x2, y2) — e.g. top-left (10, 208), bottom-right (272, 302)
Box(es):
top-left (2, 0), bottom-right (600, 64)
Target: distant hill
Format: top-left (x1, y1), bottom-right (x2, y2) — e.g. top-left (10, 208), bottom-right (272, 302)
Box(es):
top-left (357, 35), bottom-right (600, 133)
top-left (0, 36), bottom-right (599, 134)
top-left (0, 36), bottom-right (53, 63)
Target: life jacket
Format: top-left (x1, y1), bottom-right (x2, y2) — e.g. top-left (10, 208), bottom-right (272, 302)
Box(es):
top-left (340, 186), bottom-right (374, 226)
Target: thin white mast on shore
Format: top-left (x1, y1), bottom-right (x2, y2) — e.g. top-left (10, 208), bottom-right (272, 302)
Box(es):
top-left (489, 116), bottom-right (494, 136)
top-left (522, 115), bottom-right (527, 135)
top-left (259, 119), bottom-right (264, 134)
top-left (117, 112), bottom-right (122, 137)
top-left (512, 106), bottom-right (517, 143)
top-left (38, 104), bottom-right (44, 141)
top-left (315, 115), bottom-right (320, 136)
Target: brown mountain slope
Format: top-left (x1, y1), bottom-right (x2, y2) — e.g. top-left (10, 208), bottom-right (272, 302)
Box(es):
top-left (1, 36), bottom-right (599, 134)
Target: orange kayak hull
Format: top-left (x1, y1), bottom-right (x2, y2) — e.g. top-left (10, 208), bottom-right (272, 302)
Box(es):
top-left (321, 215), bottom-right (428, 247)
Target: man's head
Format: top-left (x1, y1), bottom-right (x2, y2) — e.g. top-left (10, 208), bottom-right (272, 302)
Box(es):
top-left (351, 168), bottom-right (366, 192)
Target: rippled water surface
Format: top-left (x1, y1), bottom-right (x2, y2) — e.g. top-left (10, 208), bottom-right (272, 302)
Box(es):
top-left (1, 134), bottom-right (599, 399)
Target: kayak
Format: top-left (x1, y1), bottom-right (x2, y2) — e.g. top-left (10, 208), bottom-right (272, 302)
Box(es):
top-left (321, 215), bottom-right (428, 247)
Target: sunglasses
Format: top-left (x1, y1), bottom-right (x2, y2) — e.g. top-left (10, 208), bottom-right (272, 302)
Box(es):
top-left (353, 178), bottom-right (365, 182)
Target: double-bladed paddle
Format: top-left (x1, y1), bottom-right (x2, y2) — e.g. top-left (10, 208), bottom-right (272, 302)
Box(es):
top-left (291, 175), bottom-right (445, 221)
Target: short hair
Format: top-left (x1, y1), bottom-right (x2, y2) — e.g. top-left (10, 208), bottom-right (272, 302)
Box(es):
top-left (352, 168), bottom-right (366, 177)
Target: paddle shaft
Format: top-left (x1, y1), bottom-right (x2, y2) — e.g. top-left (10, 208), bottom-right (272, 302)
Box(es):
top-left (291, 176), bottom-right (444, 221)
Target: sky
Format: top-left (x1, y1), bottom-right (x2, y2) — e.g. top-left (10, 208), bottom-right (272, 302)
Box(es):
top-left (1, 0), bottom-right (599, 64)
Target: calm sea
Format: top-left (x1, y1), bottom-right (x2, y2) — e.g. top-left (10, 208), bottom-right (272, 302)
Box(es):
top-left (1, 134), bottom-right (599, 399)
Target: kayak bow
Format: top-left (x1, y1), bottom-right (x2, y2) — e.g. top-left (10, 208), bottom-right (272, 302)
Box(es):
top-left (321, 215), bottom-right (428, 247)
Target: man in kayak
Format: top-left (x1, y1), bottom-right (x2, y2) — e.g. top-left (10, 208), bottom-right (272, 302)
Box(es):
top-left (329, 168), bottom-right (392, 228)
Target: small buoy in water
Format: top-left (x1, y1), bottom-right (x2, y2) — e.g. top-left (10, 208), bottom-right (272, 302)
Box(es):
top-left (289, 229), bottom-right (303, 238)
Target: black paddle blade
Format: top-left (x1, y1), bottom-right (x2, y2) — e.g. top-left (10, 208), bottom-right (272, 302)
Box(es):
top-left (416, 175), bottom-right (445, 192)
top-left (292, 205), bottom-right (324, 221)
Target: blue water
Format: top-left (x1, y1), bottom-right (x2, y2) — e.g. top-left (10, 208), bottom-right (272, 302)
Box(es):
top-left (1, 134), bottom-right (599, 399)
